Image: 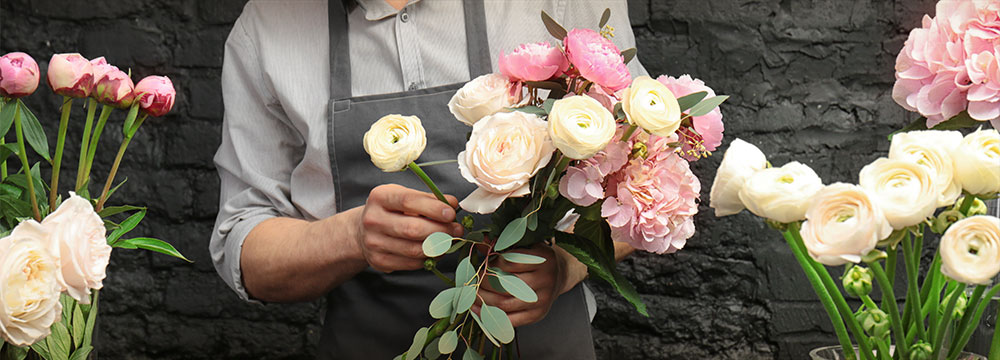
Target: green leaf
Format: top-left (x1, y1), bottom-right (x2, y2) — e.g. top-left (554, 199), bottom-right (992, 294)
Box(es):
top-left (540, 10), bottom-right (568, 40)
top-left (59, 295), bottom-right (72, 328)
top-left (507, 105), bottom-right (547, 116)
top-left (103, 177), bottom-right (128, 203)
top-left (422, 232), bottom-right (454, 257)
top-left (687, 95), bottom-right (729, 117)
top-left (0, 100), bottom-right (15, 138)
top-left (67, 346), bottom-right (92, 360)
top-left (404, 327), bottom-right (429, 360)
top-left (676, 91), bottom-right (708, 112)
top-left (613, 102), bottom-right (625, 120)
top-left (469, 312), bottom-right (500, 347)
top-left (0, 196), bottom-right (31, 219)
top-left (48, 322), bottom-right (71, 360)
top-left (16, 101), bottom-right (50, 162)
top-left (500, 252), bottom-right (546, 265)
top-left (429, 287), bottom-right (459, 319)
top-left (455, 286), bottom-right (477, 314)
top-left (444, 240), bottom-right (466, 255)
top-left (463, 348), bottom-right (485, 360)
top-left (889, 111), bottom-right (982, 140)
top-left (556, 232), bottom-right (648, 316)
top-left (456, 256), bottom-right (476, 286)
top-left (82, 292), bottom-right (98, 348)
top-left (598, 7), bottom-right (611, 28)
top-left (106, 209), bottom-right (145, 246)
top-left (71, 304), bottom-right (85, 348)
top-left (0, 143), bottom-right (18, 163)
top-left (495, 217), bottom-right (527, 251)
top-left (540, 98), bottom-right (555, 115)
top-left (29, 340), bottom-right (49, 360)
top-left (423, 337), bottom-right (441, 359)
top-left (497, 274), bottom-right (537, 303)
top-left (621, 48), bottom-right (637, 64)
top-left (4, 343), bottom-right (29, 360)
top-left (439, 330), bottom-right (459, 354)
top-left (117, 237), bottom-right (191, 262)
top-left (479, 305), bottom-right (515, 344)
top-left (96, 205), bottom-right (145, 218)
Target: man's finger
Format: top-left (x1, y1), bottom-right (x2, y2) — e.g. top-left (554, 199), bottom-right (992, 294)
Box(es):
top-left (382, 212), bottom-right (462, 241)
top-left (478, 285), bottom-right (533, 313)
top-left (383, 187), bottom-right (458, 223)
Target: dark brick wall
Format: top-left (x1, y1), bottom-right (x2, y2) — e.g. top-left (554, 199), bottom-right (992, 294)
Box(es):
top-left (1, 0), bottom-right (969, 359)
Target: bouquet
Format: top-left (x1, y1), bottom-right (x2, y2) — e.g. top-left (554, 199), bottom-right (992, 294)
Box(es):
top-left (361, 10), bottom-right (729, 359)
top-left (0, 52), bottom-right (186, 360)
top-left (711, 1), bottom-right (1000, 359)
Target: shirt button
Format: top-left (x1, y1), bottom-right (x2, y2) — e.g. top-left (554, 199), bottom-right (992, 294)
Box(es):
top-left (400, 11), bottom-right (409, 23)
top-left (407, 82), bottom-right (418, 91)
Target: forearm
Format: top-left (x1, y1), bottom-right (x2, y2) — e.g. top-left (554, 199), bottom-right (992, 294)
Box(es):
top-left (556, 241), bottom-right (635, 296)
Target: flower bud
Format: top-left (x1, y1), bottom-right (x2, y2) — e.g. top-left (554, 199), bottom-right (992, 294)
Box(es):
top-left (878, 229), bottom-right (907, 249)
top-left (461, 215), bottom-right (475, 230)
top-left (954, 196), bottom-right (989, 216)
top-left (941, 290), bottom-right (969, 318)
top-left (842, 266), bottom-right (873, 298)
top-left (631, 141), bottom-right (648, 159)
top-left (134, 75), bottom-right (175, 117)
top-left (855, 307), bottom-right (891, 339)
top-left (93, 68), bottom-right (135, 108)
top-left (909, 341), bottom-right (933, 360)
top-left (0, 52), bottom-right (40, 98)
top-left (46, 53), bottom-right (94, 98)
top-left (932, 209), bottom-right (965, 234)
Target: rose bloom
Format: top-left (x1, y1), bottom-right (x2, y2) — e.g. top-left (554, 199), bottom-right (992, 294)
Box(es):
top-left (888, 130), bottom-right (964, 206)
top-left (363, 114), bottom-right (427, 172)
top-left (738, 162), bottom-right (824, 223)
top-left (709, 138), bottom-right (768, 217)
top-left (656, 74), bottom-right (725, 159)
top-left (800, 183), bottom-right (893, 266)
top-left (0, 52), bottom-right (40, 98)
top-left (622, 76), bottom-right (682, 137)
top-left (939, 215), bottom-right (1000, 285)
top-left (547, 95), bottom-right (617, 159)
top-left (952, 127), bottom-right (1000, 196)
top-left (46, 53), bottom-right (94, 98)
top-left (42, 192), bottom-right (111, 303)
top-left (458, 111), bottom-right (554, 214)
top-left (134, 75), bottom-right (176, 117)
top-left (0, 220), bottom-right (62, 346)
top-left (448, 73), bottom-right (514, 126)
top-left (498, 42), bottom-right (568, 82)
top-left (93, 68), bottom-right (135, 108)
top-left (859, 157), bottom-right (939, 229)
top-left (559, 127), bottom-right (631, 206)
top-left (564, 28), bottom-right (631, 91)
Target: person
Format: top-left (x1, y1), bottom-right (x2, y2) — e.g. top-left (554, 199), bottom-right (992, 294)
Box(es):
top-left (211, 0), bottom-right (647, 358)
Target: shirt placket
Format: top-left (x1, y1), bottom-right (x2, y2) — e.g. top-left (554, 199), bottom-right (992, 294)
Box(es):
top-left (395, 6), bottom-right (425, 91)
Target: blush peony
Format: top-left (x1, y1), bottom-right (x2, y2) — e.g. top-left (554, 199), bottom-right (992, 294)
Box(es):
top-left (564, 28), bottom-right (631, 91)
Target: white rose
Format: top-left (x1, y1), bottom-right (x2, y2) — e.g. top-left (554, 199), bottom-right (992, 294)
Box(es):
top-left (458, 111), bottom-right (555, 214)
top-left (448, 73), bottom-right (513, 126)
top-left (42, 192), bottom-right (111, 303)
top-left (859, 157), bottom-right (939, 229)
top-left (889, 130), bottom-right (963, 207)
top-left (952, 128), bottom-right (1000, 196)
top-left (801, 183), bottom-right (893, 266)
top-left (0, 220), bottom-right (62, 346)
top-left (709, 139), bottom-right (768, 216)
top-left (939, 215), bottom-right (1000, 285)
top-left (547, 95), bottom-right (617, 159)
top-left (362, 114), bottom-right (427, 172)
top-left (621, 75), bottom-right (682, 137)
top-left (738, 161), bottom-right (824, 223)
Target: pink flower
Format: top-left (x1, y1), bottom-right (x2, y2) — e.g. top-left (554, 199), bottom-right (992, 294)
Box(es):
top-left (585, 84), bottom-right (621, 112)
top-left (656, 74), bottom-right (725, 160)
top-left (93, 68), bottom-right (135, 108)
top-left (558, 135), bottom-right (630, 206)
top-left (564, 28), bottom-right (631, 91)
top-left (498, 42), bottom-right (568, 82)
top-left (134, 76), bottom-right (176, 117)
top-left (47, 53), bottom-right (94, 98)
top-left (0, 52), bottom-right (40, 98)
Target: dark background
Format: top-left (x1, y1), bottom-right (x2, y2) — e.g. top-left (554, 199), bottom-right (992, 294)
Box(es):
top-left (1, 0), bottom-right (988, 359)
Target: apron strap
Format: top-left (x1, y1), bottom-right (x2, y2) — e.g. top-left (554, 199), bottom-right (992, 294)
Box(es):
top-left (462, 0), bottom-right (491, 78)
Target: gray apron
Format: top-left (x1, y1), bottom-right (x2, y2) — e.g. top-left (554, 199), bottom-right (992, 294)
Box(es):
top-left (319, 0), bottom-right (596, 358)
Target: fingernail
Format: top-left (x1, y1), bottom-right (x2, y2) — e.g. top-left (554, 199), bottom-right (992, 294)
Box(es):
top-left (442, 208), bottom-right (453, 219)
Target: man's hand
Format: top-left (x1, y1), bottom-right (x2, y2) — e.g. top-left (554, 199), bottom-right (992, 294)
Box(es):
top-left (356, 184), bottom-right (464, 273)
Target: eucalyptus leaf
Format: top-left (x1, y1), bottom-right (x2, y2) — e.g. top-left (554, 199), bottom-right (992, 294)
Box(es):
top-left (118, 237), bottom-right (191, 262)
top-left (598, 8), bottom-right (611, 28)
top-left (497, 274), bottom-right (538, 303)
top-left (620, 48), bottom-right (637, 64)
top-left (500, 252), bottom-right (546, 265)
top-left (469, 312), bottom-right (499, 347)
top-left (508, 106), bottom-right (546, 116)
top-left (687, 95), bottom-right (729, 117)
top-left (429, 287), bottom-right (459, 319)
top-left (455, 286), bottom-right (477, 314)
top-left (16, 101), bottom-right (50, 162)
top-left (540, 98), bottom-right (555, 115)
top-left (439, 330), bottom-right (459, 354)
top-left (404, 327), bottom-right (429, 360)
top-left (540, 11), bottom-right (567, 40)
top-left (487, 273), bottom-right (506, 295)
top-left (422, 232), bottom-right (454, 257)
top-left (463, 348), bottom-right (485, 360)
top-left (444, 240), bottom-right (466, 255)
top-left (495, 217), bottom-right (527, 251)
top-left (456, 256), bottom-right (476, 286)
top-left (423, 337), bottom-right (441, 359)
top-left (676, 91), bottom-right (708, 112)
top-left (526, 212), bottom-right (538, 231)
top-left (479, 305), bottom-right (515, 344)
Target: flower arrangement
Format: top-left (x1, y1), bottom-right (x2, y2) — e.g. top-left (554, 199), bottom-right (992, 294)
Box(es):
top-left (0, 51), bottom-right (186, 360)
top-left (362, 10), bottom-right (728, 359)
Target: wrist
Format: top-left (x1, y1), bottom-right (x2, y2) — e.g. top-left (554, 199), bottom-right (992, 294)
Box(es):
top-left (553, 244), bottom-right (588, 296)
top-left (312, 206), bottom-right (367, 267)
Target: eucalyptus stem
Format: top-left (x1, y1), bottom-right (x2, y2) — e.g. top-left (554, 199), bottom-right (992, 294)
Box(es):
top-left (12, 101), bottom-right (40, 221)
top-left (49, 96), bottom-right (72, 210)
top-left (620, 124), bottom-right (638, 142)
top-left (75, 98), bottom-right (97, 190)
top-left (867, 260), bottom-right (909, 358)
top-left (932, 283), bottom-right (966, 359)
top-left (80, 104), bottom-right (113, 189)
top-left (407, 162), bottom-right (449, 205)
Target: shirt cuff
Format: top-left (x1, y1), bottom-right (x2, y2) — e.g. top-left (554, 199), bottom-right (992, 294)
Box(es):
top-left (222, 213), bottom-right (276, 305)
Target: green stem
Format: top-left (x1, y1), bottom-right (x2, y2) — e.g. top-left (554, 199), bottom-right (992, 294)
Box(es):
top-left (867, 261), bottom-right (909, 358)
top-left (932, 282), bottom-right (966, 359)
top-left (946, 285), bottom-right (986, 360)
top-left (902, 232), bottom-right (926, 342)
top-left (542, 154), bottom-right (571, 199)
top-left (1, 136), bottom-right (6, 179)
top-left (95, 136), bottom-right (131, 212)
top-left (12, 101), bottom-right (40, 221)
top-left (948, 285), bottom-right (1000, 360)
top-left (958, 194), bottom-right (976, 215)
top-left (620, 124), bottom-right (638, 142)
top-left (414, 159), bottom-right (458, 167)
top-left (989, 302), bottom-right (1000, 360)
top-left (49, 96), bottom-right (72, 210)
top-left (81, 105), bottom-right (113, 188)
top-left (407, 162), bottom-right (449, 205)
top-left (881, 246), bottom-right (896, 314)
top-left (75, 98), bottom-right (97, 190)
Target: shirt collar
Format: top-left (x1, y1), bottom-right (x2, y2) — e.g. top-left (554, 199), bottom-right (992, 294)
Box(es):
top-left (355, 0), bottom-right (422, 21)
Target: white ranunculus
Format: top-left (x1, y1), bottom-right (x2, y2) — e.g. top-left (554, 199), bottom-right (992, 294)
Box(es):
top-left (42, 192), bottom-right (111, 303)
top-left (738, 161), bottom-right (824, 223)
top-left (952, 128), bottom-right (1000, 196)
top-left (621, 75), bottom-right (681, 137)
top-left (362, 114), bottom-right (427, 172)
top-left (939, 215), bottom-right (1000, 285)
top-left (0, 220), bottom-right (62, 347)
top-left (800, 183), bottom-right (893, 266)
top-left (859, 157), bottom-right (939, 229)
top-left (448, 73), bottom-right (513, 126)
top-left (888, 130), bottom-right (963, 207)
top-left (709, 139), bottom-right (768, 216)
top-left (458, 111), bottom-right (555, 214)
top-left (547, 95), bottom-right (617, 159)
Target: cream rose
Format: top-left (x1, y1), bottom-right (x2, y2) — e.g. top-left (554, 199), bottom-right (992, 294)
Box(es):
top-left (362, 114), bottom-right (427, 172)
top-left (448, 73), bottom-right (513, 126)
top-left (939, 215), bottom-right (1000, 285)
top-left (859, 157), bottom-right (939, 229)
top-left (889, 130), bottom-right (963, 207)
top-left (738, 161), bottom-right (824, 223)
top-left (621, 75), bottom-right (682, 137)
top-left (458, 111), bottom-right (555, 214)
top-left (42, 192), bottom-right (111, 303)
top-left (800, 183), bottom-right (893, 265)
top-left (0, 220), bottom-right (62, 346)
top-left (952, 128), bottom-right (1000, 196)
top-left (547, 95), bottom-right (617, 159)
top-left (709, 139), bottom-right (768, 216)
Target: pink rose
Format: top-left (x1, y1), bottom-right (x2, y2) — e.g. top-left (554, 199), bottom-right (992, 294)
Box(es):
top-left (47, 53), bottom-right (94, 98)
top-left (0, 52), bottom-right (40, 98)
top-left (41, 192), bottom-right (111, 304)
top-left (564, 28), bottom-right (631, 91)
top-left (498, 42), bottom-right (568, 82)
top-left (656, 74), bottom-right (725, 160)
top-left (93, 68), bottom-right (135, 108)
top-left (134, 75), bottom-right (176, 117)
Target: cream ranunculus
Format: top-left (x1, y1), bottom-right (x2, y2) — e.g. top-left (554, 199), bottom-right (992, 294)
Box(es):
top-left (939, 215), bottom-right (1000, 285)
top-left (42, 192), bottom-right (111, 304)
top-left (738, 161), bottom-right (824, 223)
top-left (458, 111), bottom-right (555, 214)
top-left (0, 220), bottom-right (62, 346)
top-left (800, 183), bottom-right (893, 266)
top-left (362, 114), bottom-right (427, 172)
top-left (547, 95), bottom-right (617, 159)
top-left (859, 157), bottom-right (939, 229)
top-left (952, 128), bottom-right (1000, 196)
top-left (709, 139), bottom-right (768, 216)
top-left (888, 130), bottom-right (963, 207)
top-left (447, 73), bottom-right (513, 126)
top-left (621, 75), bottom-right (681, 137)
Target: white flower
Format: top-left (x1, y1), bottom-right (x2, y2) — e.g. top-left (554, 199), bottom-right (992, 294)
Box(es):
top-left (621, 75), bottom-right (681, 137)
top-left (952, 128), bottom-right (1000, 196)
top-left (547, 95), bottom-right (617, 159)
top-left (709, 139), bottom-right (768, 217)
top-left (42, 192), bottom-right (111, 303)
top-left (800, 183), bottom-right (893, 266)
top-left (448, 73), bottom-right (513, 126)
top-left (362, 114), bottom-right (427, 172)
top-left (859, 157), bottom-right (939, 229)
top-left (939, 215), bottom-right (1000, 285)
top-left (738, 161), bottom-right (824, 223)
top-left (888, 130), bottom-right (963, 207)
top-left (0, 220), bottom-right (62, 347)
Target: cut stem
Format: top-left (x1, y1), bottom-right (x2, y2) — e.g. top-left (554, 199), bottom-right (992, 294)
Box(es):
top-left (407, 162), bottom-right (449, 205)
top-left (867, 260), bottom-right (909, 358)
top-left (81, 104), bottom-right (113, 189)
top-left (620, 124), bottom-right (638, 142)
top-left (95, 136), bottom-right (131, 212)
top-left (958, 194), bottom-right (976, 215)
top-left (12, 101), bottom-right (40, 221)
top-left (49, 96), bottom-right (72, 209)
top-left (75, 98), bottom-right (98, 190)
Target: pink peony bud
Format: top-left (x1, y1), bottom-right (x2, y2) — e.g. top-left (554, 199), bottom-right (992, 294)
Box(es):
top-left (564, 29), bottom-right (631, 92)
top-left (498, 42), bottom-right (568, 82)
top-left (47, 53), bottom-right (94, 98)
top-left (134, 76), bottom-right (175, 117)
top-left (93, 69), bottom-right (135, 108)
top-left (0, 52), bottom-right (40, 98)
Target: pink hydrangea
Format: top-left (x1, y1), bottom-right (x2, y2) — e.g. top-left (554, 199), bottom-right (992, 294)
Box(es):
top-left (558, 135), bottom-right (630, 206)
top-left (564, 28), bottom-right (631, 91)
top-left (499, 42), bottom-right (568, 82)
top-left (656, 74), bottom-right (725, 160)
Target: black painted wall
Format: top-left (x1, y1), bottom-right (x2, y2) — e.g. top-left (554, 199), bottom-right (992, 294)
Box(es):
top-left (0, 0), bottom-right (967, 359)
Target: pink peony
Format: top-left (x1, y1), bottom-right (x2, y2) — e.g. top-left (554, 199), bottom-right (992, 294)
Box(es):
top-left (93, 68), bottom-right (135, 108)
top-left (564, 28), bottom-right (631, 91)
top-left (134, 75), bottom-right (176, 117)
top-left (499, 42), bottom-right (568, 82)
top-left (46, 53), bottom-right (94, 98)
top-left (0, 52), bottom-right (39, 98)
top-left (656, 74), bottom-right (725, 160)
top-left (558, 135), bottom-right (630, 206)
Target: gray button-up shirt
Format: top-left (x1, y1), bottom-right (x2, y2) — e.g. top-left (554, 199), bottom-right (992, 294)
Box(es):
top-left (212, 0), bottom-right (648, 302)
